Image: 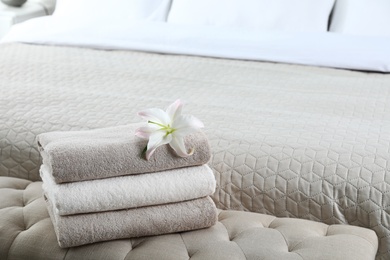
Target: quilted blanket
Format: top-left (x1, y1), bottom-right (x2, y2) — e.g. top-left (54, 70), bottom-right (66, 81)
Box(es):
top-left (1, 43), bottom-right (390, 259)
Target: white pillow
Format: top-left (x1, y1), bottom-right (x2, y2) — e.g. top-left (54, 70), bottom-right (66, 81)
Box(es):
top-left (330, 0), bottom-right (390, 37)
top-left (54, 0), bottom-right (171, 24)
top-left (167, 0), bottom-right (335, 33)
top-left (30, 0), bottom-right (56, 14)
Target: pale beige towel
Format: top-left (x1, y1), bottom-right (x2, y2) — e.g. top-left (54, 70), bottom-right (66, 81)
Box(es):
top-left (45, 195), bottom-right (218, 248)
top-left (37, 124), bottom-right (211, 183)
top-left (40, 164), bottom-right (216, 215)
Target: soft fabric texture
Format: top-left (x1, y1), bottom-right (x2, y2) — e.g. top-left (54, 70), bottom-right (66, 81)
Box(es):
top-left (40, 164), bottom-right (216, 215)
top-left (30, 0), bottom-right (56, 14)
top-left (0, 177), bottom-right (379, 259)
top-left (45, 195), bottom-right (218, 248)
top-left (37, 124), bottom-right (211, 183)
top-left (330, 0), bottom-right (390, 37)
top-left (168, 0), bottom-right (335, 32)
top-left (1, 43), bottom-right (390, 258)
top-left (53, 0), bottom-right (171, 24)
top-left (3, 19), bottom-right (390, 72)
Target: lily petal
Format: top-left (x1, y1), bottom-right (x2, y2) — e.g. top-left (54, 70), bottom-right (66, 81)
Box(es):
top-left (166, 99), bottom-right (183, 121)
top-left (135, 125), bottom-right (160, 139)
top-left (172, 115), bottom-right (204, 137)
top-left (169, 135), bottom-right (194, 157)
top-left (138, 108), bottom-right (171, 126)
top-left (145, 131), bottom-right (172, 160)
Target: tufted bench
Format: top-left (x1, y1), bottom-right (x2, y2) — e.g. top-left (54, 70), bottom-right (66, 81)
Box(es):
top-left (0, 176), bottom-right (378, 260)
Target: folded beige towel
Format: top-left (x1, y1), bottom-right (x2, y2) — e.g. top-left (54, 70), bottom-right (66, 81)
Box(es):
top-left (37, 124), bottom-right (211, 183)
top-left (41, 164), bottom-right (216, 215)
top-left (45, 195), bottom-right (218, 248)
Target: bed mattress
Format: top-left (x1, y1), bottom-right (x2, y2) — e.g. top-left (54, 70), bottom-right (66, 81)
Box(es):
top-left (1, 43), bottom-right (390, 259)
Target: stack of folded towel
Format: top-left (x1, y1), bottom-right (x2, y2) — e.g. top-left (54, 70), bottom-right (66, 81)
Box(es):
top-left (37, 123), bottom-right (217, 248)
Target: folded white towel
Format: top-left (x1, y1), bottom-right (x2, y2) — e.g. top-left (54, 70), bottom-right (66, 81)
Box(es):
top-left (40, 164), bottom-right (216, 216)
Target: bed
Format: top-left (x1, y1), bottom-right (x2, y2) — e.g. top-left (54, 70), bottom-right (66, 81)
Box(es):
top-left (1, 0), bottom-right (390, 259)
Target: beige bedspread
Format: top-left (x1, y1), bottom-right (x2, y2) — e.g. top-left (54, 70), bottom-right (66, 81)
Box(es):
top-left (1, 43), bottom-right (390, 259)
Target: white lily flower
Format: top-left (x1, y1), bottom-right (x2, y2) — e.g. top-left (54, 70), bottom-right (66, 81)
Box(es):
top-left (135, 99), bottom-right (204, 160)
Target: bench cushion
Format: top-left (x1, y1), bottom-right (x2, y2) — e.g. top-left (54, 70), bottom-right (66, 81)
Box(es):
top-left (0, 177), bottom-right (378, 260)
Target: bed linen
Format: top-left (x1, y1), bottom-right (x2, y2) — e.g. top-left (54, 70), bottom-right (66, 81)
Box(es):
top-left (3, 18), bottom-right (390, 72)
top-left (330, 0), bottom-right (390, 37)
top-left (53, 0), bottom-right (172, 24)
top-left (1, 42), bottom-right (390, 259)
top-left (167, 0), bottom-right (335, 32)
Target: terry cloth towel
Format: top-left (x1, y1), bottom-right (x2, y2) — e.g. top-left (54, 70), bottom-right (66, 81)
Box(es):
top-left (40, 164), bottom-right (216, 215)
top-left (45, 195), bottom-right (218, 248)
top-left (37, 123), bottom-right (211, 183)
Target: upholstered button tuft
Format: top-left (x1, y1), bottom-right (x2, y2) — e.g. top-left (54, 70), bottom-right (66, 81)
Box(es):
top-left (0, 177), bottom-right (380, 260)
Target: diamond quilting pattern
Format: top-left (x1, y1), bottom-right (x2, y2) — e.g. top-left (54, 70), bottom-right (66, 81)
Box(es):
top-left (1, 43), bottom-right (390, 259)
